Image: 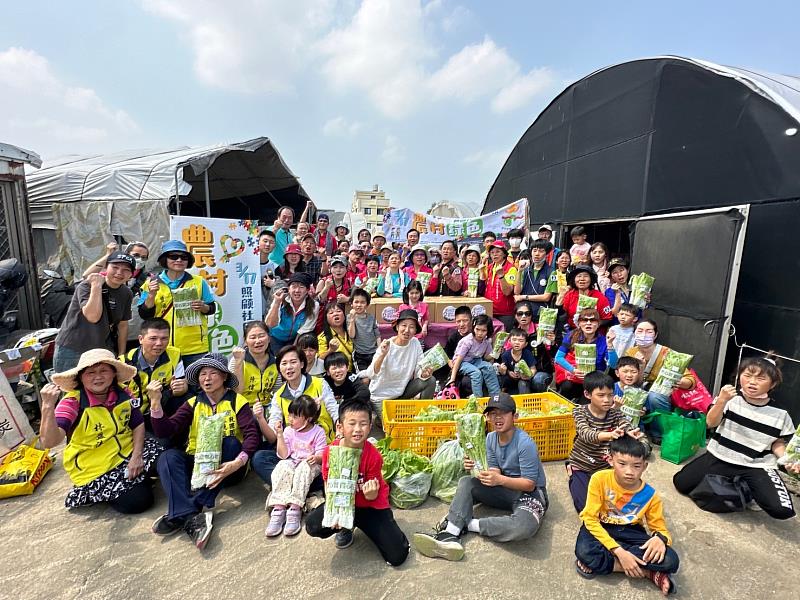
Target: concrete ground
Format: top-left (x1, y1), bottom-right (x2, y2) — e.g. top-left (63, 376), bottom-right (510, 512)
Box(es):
top-left (2, 449), bottom-right (797, 600)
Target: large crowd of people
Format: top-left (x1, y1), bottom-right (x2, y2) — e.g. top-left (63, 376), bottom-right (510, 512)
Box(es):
top-left (36, 202), bottom-right (798, 595)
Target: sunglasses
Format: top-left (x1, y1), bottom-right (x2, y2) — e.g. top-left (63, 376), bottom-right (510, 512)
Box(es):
top-left (579, 317), bottom-right (599, 323)
top-left (165, 253), bottom-right (189, 261)
top-left (516, 311), bottom-right (532, 316)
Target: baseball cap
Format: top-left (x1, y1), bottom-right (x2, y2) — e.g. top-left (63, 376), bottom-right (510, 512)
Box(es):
top-left (106, 252), bottom-right (136, 272)
top-left (538, 224), bottom-right (553, 232)
top-left (608, 258), bottom-right (629, 273)
top-left (483, 392), bottom-right (516, 414)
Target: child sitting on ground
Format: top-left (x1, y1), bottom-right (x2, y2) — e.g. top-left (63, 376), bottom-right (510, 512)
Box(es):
top-left (347, 288), bottom-right (380, 373)
top-left (324, 352), bottom-right (370, 405)
top-left (296, 333), bottom-right (325, 376)
top-left (673, 355), bottom-right (798, 519)
top-left (567, 371), bottom-right (643, 513)
top-left (305, 398), bottom-right (410, 566)
top-left (498, 328), bottom-right (549, 394)
top-left (398, 279), bottom-right (429, 341)
top-left (607, 303), bottom-right (638, 357)
top-left (266, 395), bottom-right (328, 537)
top-left (448, 314), bottom-right (500, 397)
top-left (413, 393), bottom-right (548, 561)
top-left (575, 436), bottom-right (680, 596)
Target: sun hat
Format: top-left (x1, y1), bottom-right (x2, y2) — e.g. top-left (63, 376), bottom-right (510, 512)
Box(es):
top-left (185, 352), bottom-right (239, 390)
top-left (371, 225), bottom-right (386, 240)
top-left (392, 308), bottom-right (422, 334)
top-left (285, 243), bottom-right (302, 256)
top-left (335, 222), bottom-right (350, 234)
top-left (464, 244), bottom-right (482, 260)
top-left (409, 244), bottom-right (429, 261)
top-left (158, 240), bottom-right (195, 268)
top-left (106, 252), bottom-right (136, 273)
top-left (566, 265), bottom-right (598, 287)
top-left (51, 348), bottom-right (138, 392)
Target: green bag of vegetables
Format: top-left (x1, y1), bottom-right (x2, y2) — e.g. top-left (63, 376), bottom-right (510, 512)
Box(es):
top-left (172, 286), bottom-right (202, 328)
top-left (466, 267), bottom-right (481, 297)
top-left (491, 332), bottom-right (509, 358)
top-left (536, 307), bottom-right (558, 345)
top-left (778, 424), bottom-right (800, 476)
top-left (191, 411), bottom-right (228, 490)
top-left (389, 451), bottom-right (433, 509)
top-left (322, 445), bottom-right (363, 529)
top-left (456, 412), bottom-right (487, 477)
top-left (576, 295), bottom-right (598, 313)
top-left (514, 360), bottom-right (533, 378)
top-left (650, 350), bottom-right (693, 396)
top-left (619, 387), bottom-right (649, 428)
top-left (630, 272), bottom-right (655, 309)
top-left (574, 343), bottom-right (597, 374)
top-left (430, 440), bottom-right (466, 503)
top-left (419, 343), bottom-right (449, 373)
top-left (416, 271), bottom-right (432, 291)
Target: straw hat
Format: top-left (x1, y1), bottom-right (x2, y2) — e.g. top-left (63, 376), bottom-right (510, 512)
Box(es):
top-left (51, 348), bottom-right (138, 392)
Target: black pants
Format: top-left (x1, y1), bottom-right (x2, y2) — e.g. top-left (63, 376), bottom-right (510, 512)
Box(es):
top-left (559, 380), bottom-right (586, 403)
top-left (353, 351), bottom-right (375, 373)
top-left (107, 481), bottom-right (155, 514)
top-left (496, 315), bottom-right (517, 332)
top-left (305, 504), bottom-right (410, 566)
top-left (673, 451), bottom-right (795, 520)
top-left (575, 524), bottom-right (680, 575)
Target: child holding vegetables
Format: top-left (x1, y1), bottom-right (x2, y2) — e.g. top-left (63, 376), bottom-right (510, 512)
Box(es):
top-left (305, 398), bottom-right (410, 565)
top-left (498, 328), bottom-right (549, 393)
top-left (413, 393), bottom-right (548, 561)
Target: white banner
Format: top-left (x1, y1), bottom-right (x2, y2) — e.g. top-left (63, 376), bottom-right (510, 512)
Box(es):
top-left (169, 217), bottom-right (262, 354)
top-left (382, 199), bottom-right (528, 244)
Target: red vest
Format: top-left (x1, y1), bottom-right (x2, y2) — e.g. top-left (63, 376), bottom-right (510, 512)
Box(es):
top-left (485, 260), bottom-right (516, 316)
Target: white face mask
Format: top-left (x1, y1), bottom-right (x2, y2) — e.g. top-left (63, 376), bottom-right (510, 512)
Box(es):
top-left (134, 258), bottom-right (146, 271)
top-left (509, 238), bottom-right (522, 249)
top-left (635, 333), bottom-right (656, 347)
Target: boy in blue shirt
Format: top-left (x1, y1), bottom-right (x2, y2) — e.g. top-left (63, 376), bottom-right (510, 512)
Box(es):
top-left (498, 328), bottom-right (550, 393)
top-left (413, 393), bottom-right (548, 561)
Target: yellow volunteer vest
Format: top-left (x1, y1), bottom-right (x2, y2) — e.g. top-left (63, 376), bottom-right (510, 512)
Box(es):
top-left (274, 376), bottom-right (335, 441)
top-left (185, 391), bottom-right (249, 455)
top-left (61, 388), bottom-right (135, 487)
top-left (241, 354), bottom-right (279, 407)
top-left (153, 275), bottom-right (210, 355)
top-left (123, 346), bottom-right (182, 413)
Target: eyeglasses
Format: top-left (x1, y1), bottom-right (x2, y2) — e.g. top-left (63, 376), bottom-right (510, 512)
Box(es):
top-left (516, 311), bottom-right (532, 316)
top-left (165, 253), bottom-right (188, 261)
top-left (579, 317), bottom-right (599, 323)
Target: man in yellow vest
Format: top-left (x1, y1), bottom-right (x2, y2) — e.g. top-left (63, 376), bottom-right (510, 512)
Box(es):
top-left (138, 240), bottom-right (216, 368)
top-left (122, 317), bottom-right (187, 424)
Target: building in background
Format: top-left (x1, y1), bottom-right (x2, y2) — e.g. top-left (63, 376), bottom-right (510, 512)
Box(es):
top-left (351, 184), bottom-right (389, 228)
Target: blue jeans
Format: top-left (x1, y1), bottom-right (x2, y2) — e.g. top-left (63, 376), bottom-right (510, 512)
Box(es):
top-left (644, 391), bottom-right (672, 438)
top-left (156, 436), bottom-right (246, 520)
top-left (53, 345), bottom-right (83, 373)
top-left (575, 523), bottom-right (680, 575)
top-left (459, 358), bottom-right (500, 397)
top-left (501, 371), bottom-right (551, 394)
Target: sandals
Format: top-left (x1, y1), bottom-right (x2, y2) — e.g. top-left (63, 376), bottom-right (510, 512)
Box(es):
top-left (575, 560), bottom-right (596, 579)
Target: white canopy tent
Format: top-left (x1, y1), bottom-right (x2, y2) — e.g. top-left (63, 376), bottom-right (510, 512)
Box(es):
top-left (26, 137), bottom-right (310, 278)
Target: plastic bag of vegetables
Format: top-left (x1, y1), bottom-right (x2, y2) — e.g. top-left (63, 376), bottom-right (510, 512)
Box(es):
top-left (650, 350), bottom-right (693, 396)
top-left (322, 445), bottom-right (363, 529)
top-left (536, 307), bottom-right (558, 346)
top-left (514, 360), bottom-right (533, 378)
top-left (576, 295), bottom-right (598, 313)
top-left (629, 272), bottom-right (655, 309)
top-left (456, 412), bottom-right (487, 477)
top-left (491, 332), bottom-right (509, 358)
top-left (777, 424), bottom-right (800, 474)
top-left (430, 440), bottom-right (466, 502)
top-left (389, 451), bottom-right (433, 509)
top-left (418, 343), bottom-right (449, 373)
top-left (191, 411), bottom-right (228, 490)
top-left (573, 343), bottom-right (597, 374)
top-left (619, 387), bottom-right (649, 427)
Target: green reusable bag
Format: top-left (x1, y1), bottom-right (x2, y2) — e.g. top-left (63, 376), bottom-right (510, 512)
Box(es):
top-left (648, 409), bottom-right (707, 464)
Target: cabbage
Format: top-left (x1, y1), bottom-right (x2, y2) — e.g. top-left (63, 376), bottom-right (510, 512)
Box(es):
top-left (430, 440), bottom-right (466, 503)
top-left (389, 450), bottom-right (433, 509)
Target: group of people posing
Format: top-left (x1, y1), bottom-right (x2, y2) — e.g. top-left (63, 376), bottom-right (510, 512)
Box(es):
top-left (37, 205), bottom-right (797, 595)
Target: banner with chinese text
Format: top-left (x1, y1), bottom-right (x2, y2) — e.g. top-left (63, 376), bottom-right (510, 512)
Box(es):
top-left (382, 199), bottom-right (528, 244)
top-left (169, 216), bottom-right (262, 354)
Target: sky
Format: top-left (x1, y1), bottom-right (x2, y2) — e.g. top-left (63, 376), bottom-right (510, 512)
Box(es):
top-left (1, 0), bottom-right (798, 213)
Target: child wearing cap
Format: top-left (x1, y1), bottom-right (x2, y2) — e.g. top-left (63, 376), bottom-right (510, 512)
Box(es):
top-left (413, 393), bottom-right (548, 561)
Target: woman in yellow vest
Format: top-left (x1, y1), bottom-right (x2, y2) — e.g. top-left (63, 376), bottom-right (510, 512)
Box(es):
top-left (148, 353), bottom-right (260, 550)
top-left (39, 349), bottom-right (163, 513)
top-left (137, 240), bottom-right (217, 367)
top-left (250, 345), bottom-right (339, 489)
top-left (229, 321), bottom-right (279, 407)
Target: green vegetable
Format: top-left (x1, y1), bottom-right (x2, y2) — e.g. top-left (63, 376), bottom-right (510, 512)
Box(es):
top-left (650, 350), bottom-right (693, 396)
top-left (416, 271), bottom-right (432, 291)
top-left (491, 332), bottom-right (509, 358)
top-left (461, 395), bottom-right (480, 415)
top-left (536, 308), bottom-right (558, 345)
top-left (362, 277), bottom-right (379, 295)
top-left (389, 449), bottom-right (433, 509)
top-left (172, 287), bottom-right (202, 328)
top-left (456, 412), bottom-right (487, 477)
top-left (413, 405), bottom-right (458, 422)
top-left (514, 360), bottom-right (533, 378)
top-left (619, 387), bottom-right (649, 427)
top-left (466, 267), bottom-right (481, 297)
top-left (574, 343), bottom-right (597, 374)
top-left (779, 424), bottom-right (800, 473)
top-left (374, 437), bottom-right (400, 481)
top-left (629, 272), bottom-right (655, 309)
top-left (418, 343), bottom-right (449, 373)
top-left (322, 445), bottom-right (363, 529)
top-left (576, 295), bottom-right (598, 313)
top-left (191, 411), bottom-right (228, 490)
top-left (430, 440), bottom-right (466, 503)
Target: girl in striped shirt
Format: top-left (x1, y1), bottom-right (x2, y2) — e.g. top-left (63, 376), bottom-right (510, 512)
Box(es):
top-left (673, 355), bottom-right (799, 519)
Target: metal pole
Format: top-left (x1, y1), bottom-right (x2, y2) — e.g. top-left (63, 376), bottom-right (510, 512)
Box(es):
top-left (174, 168), bottom-right (181, 215)
top-left (204, 169), bottom-right (211, 217)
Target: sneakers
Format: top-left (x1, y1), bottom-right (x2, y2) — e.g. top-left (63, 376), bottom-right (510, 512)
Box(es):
top-left (265, 506), bottom-right (286, 537)
top-left (284, 506), bottom-right (303, 536)
top-left (335, 529), bottom-right (354, 549)
top-left (184, 512), bottom-right (213, 550)
top-left (412, 531), bottom-right (465, 561)
top-left (151, 514), bottom-right (183, 536)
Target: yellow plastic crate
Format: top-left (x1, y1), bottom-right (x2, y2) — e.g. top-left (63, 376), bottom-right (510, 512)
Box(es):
top-left (382, 393), bottom-right (576, 461)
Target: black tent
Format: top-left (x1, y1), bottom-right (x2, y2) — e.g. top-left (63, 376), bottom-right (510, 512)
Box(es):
top-left (484, 56), bottom-right (800, 420)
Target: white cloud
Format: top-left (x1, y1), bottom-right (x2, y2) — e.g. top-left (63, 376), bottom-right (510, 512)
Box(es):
top-left (463, 148), bottom-right (508, 170)
top-left (322, 116), bottom-right (363, 137)
top-left (0, 47), bottom-right (138, 154)
top-left (141, 0), bottom-right (337, 94)
top-left (382, 134), bottom-right (405, 163)
top-left (492, 67), bottom-right (556, 113)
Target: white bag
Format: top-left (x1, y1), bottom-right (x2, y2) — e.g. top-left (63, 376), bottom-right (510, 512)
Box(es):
top-left (0, 370), bottom-right (35, 459)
